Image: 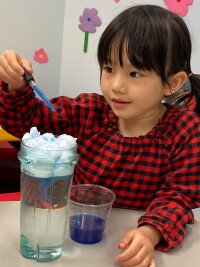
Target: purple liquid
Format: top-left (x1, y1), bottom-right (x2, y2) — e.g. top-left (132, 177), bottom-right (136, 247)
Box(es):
top-left (69, 214), bottom-right (106, 244)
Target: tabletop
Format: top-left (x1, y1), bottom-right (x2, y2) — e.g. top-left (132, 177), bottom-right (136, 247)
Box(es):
top-left (0, 201), bottom-right (200, 267)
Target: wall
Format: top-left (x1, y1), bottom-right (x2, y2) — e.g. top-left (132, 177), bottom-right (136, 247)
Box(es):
top-left (0, 0), bottom-right (65, 98)
top-left (60, 0), bottom-right (200, 98)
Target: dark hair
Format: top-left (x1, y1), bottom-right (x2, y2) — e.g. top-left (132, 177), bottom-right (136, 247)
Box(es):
top-left (97, 4), bottom-right (200, 115)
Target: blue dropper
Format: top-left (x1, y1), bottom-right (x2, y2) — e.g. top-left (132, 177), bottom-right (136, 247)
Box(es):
top-left (23, 67), bottom-right (55, 112)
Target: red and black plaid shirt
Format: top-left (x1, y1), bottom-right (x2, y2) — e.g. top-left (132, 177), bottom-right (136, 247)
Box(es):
top-left (1, 81), bottom-right (200, 251)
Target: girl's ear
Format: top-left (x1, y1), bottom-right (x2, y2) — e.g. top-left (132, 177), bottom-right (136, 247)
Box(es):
top-left (164, 72), bottom-right (188, 96)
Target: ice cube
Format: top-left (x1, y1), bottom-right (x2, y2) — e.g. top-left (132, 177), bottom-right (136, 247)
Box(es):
top-left (42, 133), bottom-right (55, 142)
top-left (30, 127), bottom-right (40, 138)
top-left (22, 133), bottom-right (32, 141)
top-left (25, 138), bottom-right (41, 148)
top-left (57, 134), bottom-right (77, 149)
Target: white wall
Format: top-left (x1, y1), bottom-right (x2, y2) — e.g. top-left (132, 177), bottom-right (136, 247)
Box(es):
top-left (59, 0), bottom-right (200, 98)
top-left (0, 0), bottom-right (65, 98)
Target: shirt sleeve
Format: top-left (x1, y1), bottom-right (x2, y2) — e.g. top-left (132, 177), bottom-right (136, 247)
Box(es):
top-left (138, 113), bottom-right (200, 251)
top-left (0, 80), bottom-right (104, 139)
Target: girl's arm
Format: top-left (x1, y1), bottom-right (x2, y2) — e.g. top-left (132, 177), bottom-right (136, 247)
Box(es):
top-left (137, 115), bottom-right (200, 251)
top-left (0, 81), bottom-right (78, 138)
top-left (0, 79), bottom-right (105, 139)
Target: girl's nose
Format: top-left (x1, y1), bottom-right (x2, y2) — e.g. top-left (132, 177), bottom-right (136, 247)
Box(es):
top-left (111, 75), bottom-right (127, 94)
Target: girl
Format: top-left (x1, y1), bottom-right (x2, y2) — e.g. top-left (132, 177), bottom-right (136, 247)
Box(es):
top-left (1, 4), bottom-right (200, 267)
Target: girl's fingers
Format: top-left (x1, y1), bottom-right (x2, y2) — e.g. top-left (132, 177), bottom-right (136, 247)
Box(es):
top-left (0, 52), bottom-right (23, 81)
top-left (0, 50), bottom-right (33, 91)
top-left (3, 50), bottom-right (33, 77)
top-left (116, 253), bottom-right (154, 267)
top-left (21, 57), bottom-right (33, 77)
top-left (4, 50), bottom-right (24, 74)
top-left (118, 229), bottom-right (136, 250)
top-left (115, 242), bottom-right (142, 263)
top-left (116, 245), bottom-right (150, 266)
top-left (0, 64), bottom-right (22, 85)
top-left (0, 61), bottom-right (26, 92)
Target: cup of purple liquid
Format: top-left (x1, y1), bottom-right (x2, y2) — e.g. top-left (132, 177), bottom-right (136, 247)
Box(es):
top-left (68, 184), bottom-right (116, 245)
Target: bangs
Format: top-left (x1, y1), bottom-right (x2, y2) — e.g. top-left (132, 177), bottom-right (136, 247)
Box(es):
top-left (97, 5), bottom-right (169, 80)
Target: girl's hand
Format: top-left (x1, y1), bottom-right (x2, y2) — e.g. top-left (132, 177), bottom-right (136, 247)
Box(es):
top-left (0, 50), bottom-right (33, 92)
top-left (115, 225), bottom-right (162, 267)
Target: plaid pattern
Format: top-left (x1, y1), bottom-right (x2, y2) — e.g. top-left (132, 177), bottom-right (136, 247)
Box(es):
top-left (1, 81), bottom-right (200, 251)
top-left (20, 172), bottom-right (73, 209)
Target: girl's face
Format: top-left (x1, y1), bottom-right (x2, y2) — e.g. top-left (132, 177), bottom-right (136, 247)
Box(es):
top-left (101, 46), bottom-right (167, 135)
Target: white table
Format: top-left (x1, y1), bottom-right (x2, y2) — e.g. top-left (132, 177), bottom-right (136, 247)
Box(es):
top-left (0, 201), bottom-right (200, 267)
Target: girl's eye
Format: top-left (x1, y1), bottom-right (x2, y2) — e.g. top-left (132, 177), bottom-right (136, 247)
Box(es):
top-left (130, 72), bottom-right (141, 78)
top-left (104, 67), bottom-right (113, 73)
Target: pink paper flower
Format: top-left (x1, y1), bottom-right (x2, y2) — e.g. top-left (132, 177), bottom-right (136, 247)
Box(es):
top-left (34, 48), bottom-right (48, 63)
top-left (78, 8), bottom-right (101, 53)
top-left (79, 8), bottom-right (101, 33)
top-left (164, 0), bottom-right (193, 17)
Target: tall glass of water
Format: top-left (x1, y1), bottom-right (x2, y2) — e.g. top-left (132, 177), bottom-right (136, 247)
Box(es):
top-left (18, 140), bottom-right (78, 262)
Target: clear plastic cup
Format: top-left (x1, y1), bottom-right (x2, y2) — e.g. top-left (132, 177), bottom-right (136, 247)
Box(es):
top-left (18, 140), bottom-right (78, 262)
top-left (68, 184), bottom-right (116, 244)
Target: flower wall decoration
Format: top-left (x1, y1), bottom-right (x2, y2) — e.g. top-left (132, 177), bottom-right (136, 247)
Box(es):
top-left (78, 8), bottom-right (101, 53)
top-left (34, 48), bottom-right (48, 63)
top-left (164, 0), bottom-right (193, 17)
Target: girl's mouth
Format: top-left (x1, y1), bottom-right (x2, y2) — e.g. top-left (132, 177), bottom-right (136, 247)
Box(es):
top-left (112, 98), bottom-right (130, 108)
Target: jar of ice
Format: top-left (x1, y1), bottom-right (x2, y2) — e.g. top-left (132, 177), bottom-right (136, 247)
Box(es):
top-left (18, 127), bottom-right (78, 262)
